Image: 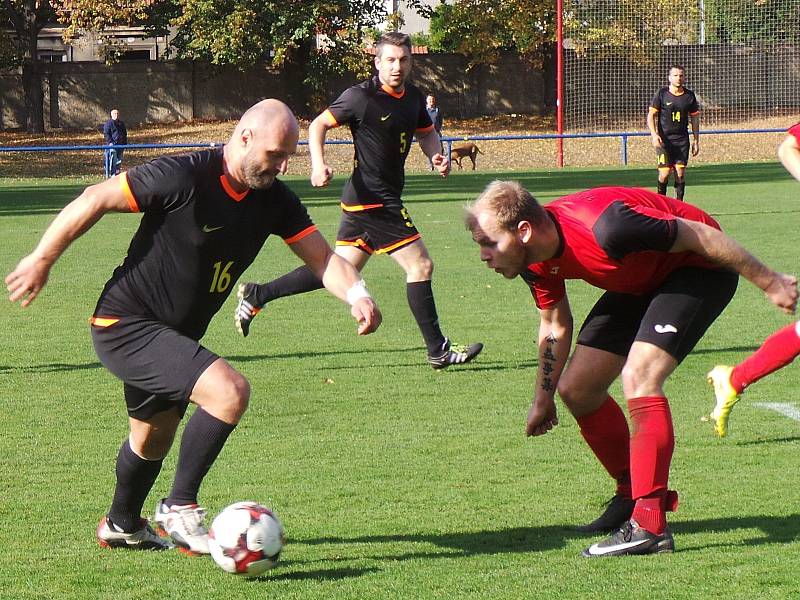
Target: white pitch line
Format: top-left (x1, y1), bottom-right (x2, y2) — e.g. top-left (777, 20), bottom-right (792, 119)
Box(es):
top-left (753, 402), bottom-right (800, 422)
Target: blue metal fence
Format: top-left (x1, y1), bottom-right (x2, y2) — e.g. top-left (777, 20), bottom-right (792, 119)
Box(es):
top-left (0, 128), bottom-right (788, 175)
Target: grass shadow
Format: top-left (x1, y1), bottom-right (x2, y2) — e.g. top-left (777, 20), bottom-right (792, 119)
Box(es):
top-left (250, 565), bottom-right (380, 583)
top-left (0, 361), bottom-right (103, 374)
top-left (298, 513), bottom-right (800, 560)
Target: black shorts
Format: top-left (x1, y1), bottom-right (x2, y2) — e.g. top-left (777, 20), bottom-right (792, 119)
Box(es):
top-left (91, 315), bottom-right (219, 420)
top-left (576, 267), bottom-right (738, 363)
top-left (336, 204), bottom-right (421, 254)
top-left (656, 138), bottom-right (690, 168)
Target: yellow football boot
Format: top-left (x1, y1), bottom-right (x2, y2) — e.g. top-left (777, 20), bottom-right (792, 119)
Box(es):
top-left (707, 365), bottom-right (740, 437)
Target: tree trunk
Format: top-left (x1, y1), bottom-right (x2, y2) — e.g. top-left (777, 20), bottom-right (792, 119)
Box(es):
top-left (22, 60), bottom-right (45, 133)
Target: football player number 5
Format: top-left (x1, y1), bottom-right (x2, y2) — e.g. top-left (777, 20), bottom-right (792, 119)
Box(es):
top-left (399, 132), bottom-right (408, 153)
top-left (210, 260), bottom-right (234, 293)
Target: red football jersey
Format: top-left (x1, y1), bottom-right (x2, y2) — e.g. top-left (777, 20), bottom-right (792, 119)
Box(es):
top-left (523, 187), bottom-right (721, 309)
top-left (788, 122), bottom-right (800, 144)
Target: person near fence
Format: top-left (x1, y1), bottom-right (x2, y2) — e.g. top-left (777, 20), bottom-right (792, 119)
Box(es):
top-left (647, 66), bottom-right (700, 200)
top-left (465, 180), bottom-right (796, 557)
top-left (5, 99), bottom-right (381, 554)
top-left (707, 122), bottom-right (800, 437)
top-left (234, 32), bottom-right (483, 370)
top-left (103, 109), bottom-right (128, 176)
top-left (425, 94), bottom-right (443, 170)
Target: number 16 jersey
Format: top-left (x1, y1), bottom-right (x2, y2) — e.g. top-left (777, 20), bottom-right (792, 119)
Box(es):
top-left (93, 148), bottom-right (316, 340)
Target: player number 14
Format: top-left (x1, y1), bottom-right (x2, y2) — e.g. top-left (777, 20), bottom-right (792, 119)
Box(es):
top-left (210, 260), bottom-right (234, 293)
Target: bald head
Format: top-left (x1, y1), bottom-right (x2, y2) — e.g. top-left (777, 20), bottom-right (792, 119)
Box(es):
top-left (231, 99), bottom-right (299, 144)
top-left (225, 99), bottom-right (300, 190)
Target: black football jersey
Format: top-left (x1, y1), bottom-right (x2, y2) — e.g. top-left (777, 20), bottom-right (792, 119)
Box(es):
top-left (650, 87), bottom-right (699, 140)
top-left (326, 76), bottom-right (434, 207)
top-left (94, 148), bottom-right (315, 339)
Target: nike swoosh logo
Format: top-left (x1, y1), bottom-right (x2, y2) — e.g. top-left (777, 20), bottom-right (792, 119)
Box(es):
top-left (586, 538), bottom-right (651, 556)
top-left (202, 224), bottom-right (224, 233)
top-left (380, 114), bottom-right (391, 121)
top-left (665, 102), bottom-right (673, 106)
top-left (654, 324), bottom-right (678, 334)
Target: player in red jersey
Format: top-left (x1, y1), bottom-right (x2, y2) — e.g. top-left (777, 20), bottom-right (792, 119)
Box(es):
top-left (6, 100), bottom-right (381, 554)
top-left (466, 181), bottom-right (797, 557)
top-left (707, 122), bottom-right (800, 437)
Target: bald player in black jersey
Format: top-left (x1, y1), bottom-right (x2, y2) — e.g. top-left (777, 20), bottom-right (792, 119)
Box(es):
top-left (647, 65), bottom-right (700, 200)
top-left (5, 99), bottom-right (381, 554)
top-left (235, 32), bottom-right (483, 369)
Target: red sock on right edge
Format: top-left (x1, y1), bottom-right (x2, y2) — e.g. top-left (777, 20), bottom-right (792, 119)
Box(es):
top-left (731, 322), bottom-right (800, 393)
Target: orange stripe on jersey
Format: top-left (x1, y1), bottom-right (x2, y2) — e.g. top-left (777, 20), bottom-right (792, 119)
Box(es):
top-left (380, 83), bottom-right (405, 99)
top-left (321, 109), bottom-right (339, 127)
top-left (416, 123), bottom-right (434, 134)
top-left (283, 225), bottom-right (318, 245)
top-left (690, 111), bottom-right (700, 116)
top-left (375, 233), bottom-right (420, 254)
top-left (90, 316), bottom-right (120, 327)
top-left (340, 202), bottom-right (384, 212)
top-left (336, 238), bottom-right (374, 254)
top-left (120, 172), bottom-right (140, 212)
top-left (219, 174), bottom-right (250, 202)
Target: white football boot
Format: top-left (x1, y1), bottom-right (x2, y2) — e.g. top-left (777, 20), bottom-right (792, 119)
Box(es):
top-left (154, 498), bottom-right (210, 555)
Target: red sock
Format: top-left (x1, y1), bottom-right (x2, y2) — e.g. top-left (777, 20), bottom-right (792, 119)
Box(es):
top-left (731, 322), bottom-right (800, 393)
top-left (576, 396), bottom-right (631, 497)
top-left (628, 396), bottom-right (674, 535)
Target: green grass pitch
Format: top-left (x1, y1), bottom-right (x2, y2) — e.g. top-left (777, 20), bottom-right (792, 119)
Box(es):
top-left (1, 162), bottom-right (799, 598)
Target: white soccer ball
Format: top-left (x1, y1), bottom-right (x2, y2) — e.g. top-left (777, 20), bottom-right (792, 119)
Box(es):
top-left (208, 501), bottom-right (286, 576)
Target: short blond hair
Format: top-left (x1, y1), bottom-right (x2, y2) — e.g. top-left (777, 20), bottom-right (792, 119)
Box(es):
top-left (466, 180), bottom-right (547, 233)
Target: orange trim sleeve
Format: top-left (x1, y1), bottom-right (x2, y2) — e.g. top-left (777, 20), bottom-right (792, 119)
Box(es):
top-left (90, 316), bottom-right (120, 327)
top-left (120, 172), bottom-right (139, 213)
top-left (321, 109), bottom-right (339, 127)
top-left (690, 111), bottom-right (700, 116)
top-left (283, 224), bottom-right (318, 245)
top-left (416, 123), bottom-right (435, 134)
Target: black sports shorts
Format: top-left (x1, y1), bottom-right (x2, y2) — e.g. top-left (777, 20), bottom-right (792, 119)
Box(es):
top-left (91, 315), bottom-right (219, 420)
top-left (576, 267), bottom-right (738, 363)
top-left (656, 138), bottom-right (690, 168)
top-left (336, 204), bottom-right (421, 254)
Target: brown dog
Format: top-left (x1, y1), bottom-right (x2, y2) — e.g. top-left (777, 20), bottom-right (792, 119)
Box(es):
top-left (450, 142), bottom-right (483, 170)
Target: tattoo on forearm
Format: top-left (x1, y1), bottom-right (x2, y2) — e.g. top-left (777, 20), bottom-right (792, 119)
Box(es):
top-left (540, 333), bottom-right (558, 392)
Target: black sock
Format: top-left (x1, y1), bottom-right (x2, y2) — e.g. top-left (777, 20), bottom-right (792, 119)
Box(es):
top-left (166, 408), bottom-right (236, 506)
top-left (252, 266), bottom-right (324, 307)
top-left (657, 180), bottom-right (668, 196)
top-left (407, 280), bottom-right (446, 354)
top-left (108, 439), bottom-right (163, 532)
top-left (675, 180), bottom-right (685, 200)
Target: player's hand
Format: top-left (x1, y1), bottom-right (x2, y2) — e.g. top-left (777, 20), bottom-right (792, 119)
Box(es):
top-left (5, 253), bottom-right (51, 308)
top-left (310, 164), bottom-right (334, 187)
top-left (431, 153), bottom-right (450, 178)
top-left (764, 272), bottom-right (798, 314)
top-left (691, 140), bottom-right (700, 156)
top-left (351, 297), bottom-right (382, 335)
top-left (650, 133), bottom-right (663, 149)
top-left (525, 397), bottom-right (558, 437)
